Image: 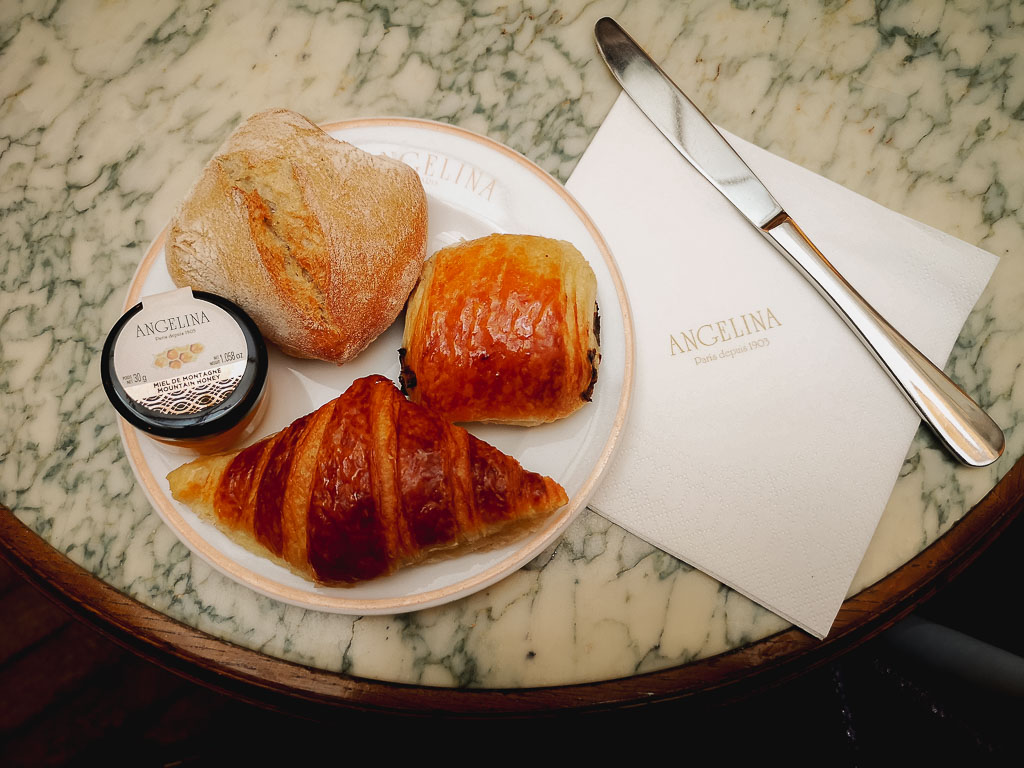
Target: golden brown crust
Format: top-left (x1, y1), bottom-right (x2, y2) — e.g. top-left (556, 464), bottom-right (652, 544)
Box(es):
top-left (166, 375), bottom-right (568, 585)
top-left (166, 108), bottom-right (428, 364)
top-left (400, 234), bottom-right (600, 425)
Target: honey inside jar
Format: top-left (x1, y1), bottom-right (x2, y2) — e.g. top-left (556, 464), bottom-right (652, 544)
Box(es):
top-left (101, 288), bottom-right (269, 454)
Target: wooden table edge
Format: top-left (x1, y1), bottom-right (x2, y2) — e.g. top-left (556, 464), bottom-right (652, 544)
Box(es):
top-left (2, 455), bottom-right (1022, 716)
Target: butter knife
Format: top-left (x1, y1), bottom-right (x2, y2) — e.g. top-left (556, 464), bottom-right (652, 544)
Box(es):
top-left (595, 17), bottom-right (1003, 467)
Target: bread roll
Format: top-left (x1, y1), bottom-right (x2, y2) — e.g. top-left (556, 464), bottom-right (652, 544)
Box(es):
top-left (166, 375), bottom-right (568, 584)
top-left (399, 234), bottom-right (600, 425)
top-left (166, 108), bottom-right (427, 364)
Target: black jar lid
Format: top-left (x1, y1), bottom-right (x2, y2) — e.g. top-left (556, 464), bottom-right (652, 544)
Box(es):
top-left (101, 289), bottom-right (268, 440)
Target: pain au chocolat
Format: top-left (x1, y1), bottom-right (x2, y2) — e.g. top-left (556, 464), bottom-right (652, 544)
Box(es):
top-left (166, 375), bottom-right (568, 584)
top-left (399, 234), bottom-right (600, 426)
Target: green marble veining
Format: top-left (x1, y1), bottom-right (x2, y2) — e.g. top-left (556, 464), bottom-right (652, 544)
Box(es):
top-left (1, 0), bottom-right (1022, 687)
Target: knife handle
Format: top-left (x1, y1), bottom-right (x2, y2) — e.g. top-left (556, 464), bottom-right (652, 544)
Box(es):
top-left (761, 215), bottom-right (1004, 467)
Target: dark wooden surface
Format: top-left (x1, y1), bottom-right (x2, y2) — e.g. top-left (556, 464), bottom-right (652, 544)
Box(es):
top-left (4, 499), bottom-right (1024, 764)
top-left (1, 453), bottom-right (1022, 723)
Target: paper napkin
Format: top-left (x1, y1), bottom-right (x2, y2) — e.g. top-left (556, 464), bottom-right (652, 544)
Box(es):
top-left (566, 94), bottom-right (998, 638)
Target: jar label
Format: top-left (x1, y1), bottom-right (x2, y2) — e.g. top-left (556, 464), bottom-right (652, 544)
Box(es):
top-left (113, 288), bottom-right (248, 415)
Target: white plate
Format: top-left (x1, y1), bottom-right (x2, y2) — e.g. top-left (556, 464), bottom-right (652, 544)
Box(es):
top-left (120, 117), bottom-right (633, 614)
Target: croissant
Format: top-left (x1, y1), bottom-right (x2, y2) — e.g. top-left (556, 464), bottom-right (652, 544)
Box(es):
top-left (399, 234), bottom-right (600, 426)
top-left (166, 375), bottom-right (568, 584)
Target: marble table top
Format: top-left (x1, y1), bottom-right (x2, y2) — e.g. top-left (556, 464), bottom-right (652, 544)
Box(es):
top-left (3, 0), bottom-right (1022, 688)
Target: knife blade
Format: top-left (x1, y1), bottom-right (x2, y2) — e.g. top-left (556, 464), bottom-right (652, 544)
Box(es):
top-left (594, 17), bottom-right (1004, 467)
